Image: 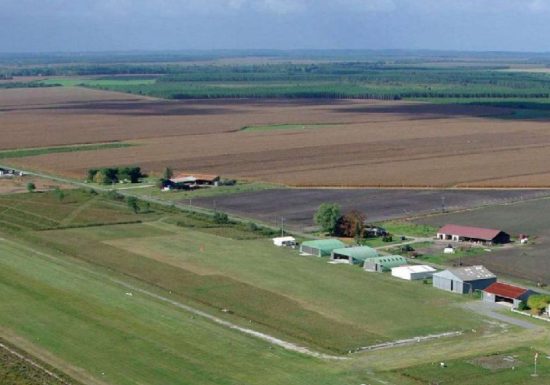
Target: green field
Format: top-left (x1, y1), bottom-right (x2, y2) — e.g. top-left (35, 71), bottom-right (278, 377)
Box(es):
top-left (387, 348), bottom-right (550, 384)
top-left (126, 180), bottom-right (278, 201)
top-left (0, 189), bottom-right (548, 384)
top-left (0, 143), bottom-right (133, 160)
top-left (0, 240), bottom-right (370, 385)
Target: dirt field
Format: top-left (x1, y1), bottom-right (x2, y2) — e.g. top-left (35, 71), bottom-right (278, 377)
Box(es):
top-left (416, 197), bottom-right (550, 284)
top-left (192, 188), bottom-right (550, 231)
top-left (4, 87), bottom-right (550, 187)
top-left (0, 175), bottom-right (74, 194)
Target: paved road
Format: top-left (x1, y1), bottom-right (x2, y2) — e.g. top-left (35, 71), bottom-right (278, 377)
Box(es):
top-left (462, 301), bottom-right (539, 330)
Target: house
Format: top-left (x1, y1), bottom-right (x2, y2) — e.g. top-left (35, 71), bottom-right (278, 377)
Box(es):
top-left (330, 246), bottom-right (378, 265)
top-left (169, 172), bottom-right (220, 188)
top-left (436, 224), bottom-right (510, 244)
top-left (433, 265), bottom-right (496, 294)
top-left (363, 255), bottom-right (407, 272)
top-left (482, 282), bottom-right (536, 307)
top-left (272, 236), bottom-right (296, 247)
top-left (391, 265), bottom-right (436, 280)
top-left (300, 239), bottom-right (346, 257)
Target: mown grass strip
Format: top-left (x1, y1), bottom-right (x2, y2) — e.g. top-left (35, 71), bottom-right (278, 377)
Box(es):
top-left (0, 143), bottom-right (134, 160)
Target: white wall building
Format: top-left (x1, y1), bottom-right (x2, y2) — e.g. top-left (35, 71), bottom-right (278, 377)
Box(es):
top-left (391, 265), bottom-right (436, 280)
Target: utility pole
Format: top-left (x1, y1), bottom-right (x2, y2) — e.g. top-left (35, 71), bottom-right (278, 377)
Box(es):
top-left (441, 196), bottom-right (446, 213)
top-left (280, 217), bottom-right (285, 237)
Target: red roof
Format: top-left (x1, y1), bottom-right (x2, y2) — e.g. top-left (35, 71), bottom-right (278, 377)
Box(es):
top-left (438, 224), bottom-right (503, 241)
top-left (484, 282), bottom-right (528, 299)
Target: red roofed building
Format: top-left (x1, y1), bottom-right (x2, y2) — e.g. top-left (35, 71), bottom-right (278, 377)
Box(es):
top-left (437, 224), bottom-right (510, 244)
top-left (482, 282), bottom-right (536, 307)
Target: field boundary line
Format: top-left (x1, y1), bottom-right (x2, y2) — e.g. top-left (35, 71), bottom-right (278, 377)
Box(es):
top-left (0, 341), bottom-right (72, 385)
top-left (351, 331), bottom-right (463, 353)
top-left (0, 237), bottom-right (345, 361)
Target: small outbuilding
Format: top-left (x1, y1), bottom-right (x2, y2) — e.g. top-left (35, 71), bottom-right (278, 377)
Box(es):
top-left (300, 239), bottom-right (346, 257)
top-left (433, 265), bottom-right (496, 294)
top-left (391, 265), bottom-right (437, 280)
top-left (363, 255), bottom-right (407, 272)
top-left (436, 224), bottom-right (510, 244)
top-left (482, 282), bottom-right (536, 307)
top-left (330, 246), bottom-right (378, 265)
top-left (272, 236), bottom-right (296, 247)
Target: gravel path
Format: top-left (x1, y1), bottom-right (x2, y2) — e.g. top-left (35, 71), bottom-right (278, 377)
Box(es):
top-left (462, 301), bottom-right (539, 330)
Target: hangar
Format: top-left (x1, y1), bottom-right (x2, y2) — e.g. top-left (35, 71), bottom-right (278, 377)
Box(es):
top-left (433, 265), bottom-right (496, 294)
top-left (391, 265), bottom-right (436, 280)
top-left (482, 282), bottom-right (536, 307)
top-left (330, 246), bottom-right (378, 265)
top-left (300, 239), bottom-right (346, 257)
top-left (363, 255), bottom-right (407, 272)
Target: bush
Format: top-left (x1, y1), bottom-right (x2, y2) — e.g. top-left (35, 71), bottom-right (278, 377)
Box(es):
top-left (26, 182), bottom-right (36, 193)
top-left (213, 211), bottom-right (230, 224)
top-left (382, 234), bottom-right (393, 242)
top-left (517, 301), bottom-right (529, 311)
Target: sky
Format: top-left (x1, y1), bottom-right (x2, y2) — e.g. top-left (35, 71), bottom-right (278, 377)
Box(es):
top-left (2, 0), bottom-right (550, 53)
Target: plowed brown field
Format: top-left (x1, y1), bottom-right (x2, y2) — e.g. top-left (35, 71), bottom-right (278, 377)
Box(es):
top-left (3, 87), bottom-right (550, 187)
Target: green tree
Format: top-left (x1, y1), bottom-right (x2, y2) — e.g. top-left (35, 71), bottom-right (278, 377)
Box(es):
top-left (53, 186), bottom-right (65, 201)
top-left (126, 196), bottom-right (140, 214)
top-left (314, 203), bottom-right (341, 235)
top-left (26, 182), bottom-right (36, 193)
top-left (213, 211), bottom-right (230, 224)
top-left (527, 294), bottom-right (550, 315)
top-left (163, 167), bottom-right (173, 180)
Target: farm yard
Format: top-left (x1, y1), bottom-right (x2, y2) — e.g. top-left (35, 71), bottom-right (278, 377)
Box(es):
top-left (416, 197), bottom-right (550, 284)
top-left (191, 188), bottom-right (550, 231)
top-left (4, 87), bottom-right (550, 187)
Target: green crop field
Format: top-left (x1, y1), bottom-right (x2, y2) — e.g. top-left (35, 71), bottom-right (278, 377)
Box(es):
top-left (0, 143), bottom-right (133, 160)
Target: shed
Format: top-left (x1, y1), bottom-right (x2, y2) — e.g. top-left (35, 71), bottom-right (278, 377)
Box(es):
top-left (433, 265), bottom-right (496, 294)
top-left (363, 255), bottom-right (407, 272)
top-left (437, 224), bottom-right (510, 244)
top-left (482, 282), bottom-right (536, 307)
top-left (272, 236), bottom-right (296, 247)
top-left (300, 239), bottom-right (346, 257)
top-left (331, 246), bottom-right (378, 265)
top-left (391, 265), bottom-right (436, 280)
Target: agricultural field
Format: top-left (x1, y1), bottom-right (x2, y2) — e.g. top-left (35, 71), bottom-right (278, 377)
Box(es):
top-left (0, 189), bottom-right (548, 385)
top-left (0, 175), bottom-right (74, 194)
top-left (416, 197), bottom-right (550, 284)
top-left (3, 86), bottom-right (550, 187)
top-left (386, 347), bottom-right (550, 384)
top-left (191, 188), bottom-right (550, 231)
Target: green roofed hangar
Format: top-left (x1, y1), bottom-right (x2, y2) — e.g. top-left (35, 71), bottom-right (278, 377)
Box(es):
top-left (331, 246), bottom-right (379, 265)
top-left (363, 255), bottom-right (407, 272)
top-left (300, 239), bottom-right (346, 257)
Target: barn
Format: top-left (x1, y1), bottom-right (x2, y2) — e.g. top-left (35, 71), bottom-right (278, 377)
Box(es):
top-left (170, 173), bottom-right (221, 188)
top-left (436, 224), bottom-right (510, 244)
top-left (482, 282), bottom-right (536, 307)
top-left (391, 265), bottom-right (436, 280)
top-left (363, 255), bottom-right (407, 272)
top-left (330, 246), bottom-right (378, 265)
top-left (300, 239), bottom-right (346, 257)
top-left (433, 265), bottom-right (496, 294)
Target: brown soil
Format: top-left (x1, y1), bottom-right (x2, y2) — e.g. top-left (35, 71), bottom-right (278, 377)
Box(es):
top-left (3, 87), bottom-right (550, 188)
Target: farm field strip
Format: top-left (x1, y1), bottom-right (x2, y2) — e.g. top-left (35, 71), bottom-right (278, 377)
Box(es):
top-left (0, 236), bottom-right (342, 360)
top-left (3, 87), bottom-right (550, 187)
top-left (0, 237), bottom-right (365, 385)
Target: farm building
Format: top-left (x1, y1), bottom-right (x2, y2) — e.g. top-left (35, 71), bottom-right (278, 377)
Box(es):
top-left (482, 282), bottom-right (536, 307)
top-left (330, 246), bottom-right (378, 265)
top-left (272, 236), bottom-right (296, 247)
top-left (433, 265), bottom-right (496, 294)
top-left (170, 173), bottom-right (220, 188)
top-left (391, 265), bottom-right (436, 280)
top-left (363, 255), bottom-right (407, 272)
top-left (300, 239), bottom-right (346, 257)
top-left (436, 224), bottom-right (510, 244)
